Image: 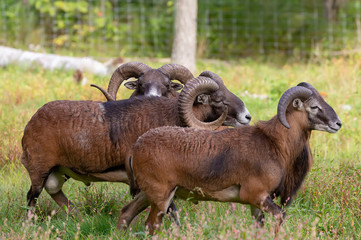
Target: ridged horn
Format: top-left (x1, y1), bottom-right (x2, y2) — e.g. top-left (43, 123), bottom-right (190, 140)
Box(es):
top-left (277, 86), bottom-right (313, 129)
top-left (107, 61), bottom-right (152, 100)
top-left (178, 76), bottom-right (228, 130)
top-left (158, 64), bottom-right (194, 84)
top-left (200, 71), bottom-right (224, 84)
top-left (90, 84), bottom-right (114, 101)
top-left (297, 82), bottom-right (315, 89)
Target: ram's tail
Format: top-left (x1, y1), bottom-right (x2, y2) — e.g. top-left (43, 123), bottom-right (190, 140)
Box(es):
top-left (128, 155), bottom-right (140, 197)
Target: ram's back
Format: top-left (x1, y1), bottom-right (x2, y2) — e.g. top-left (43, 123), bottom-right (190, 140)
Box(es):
top-left (21, 100), bottom-right (118, 173)
top-left (131, 126), bottom-right (282, 194)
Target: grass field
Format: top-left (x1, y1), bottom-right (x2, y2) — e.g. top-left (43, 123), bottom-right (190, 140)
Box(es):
top-left (0, 57), bottom-right (360, 239)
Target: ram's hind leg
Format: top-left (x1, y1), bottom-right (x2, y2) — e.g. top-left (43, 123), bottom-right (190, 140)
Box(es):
top-left (26, 171), bottom-right (50, 218)
top-left (26, 169), bottom-right (50, 208)
top-left (22, 153), bottom-right (44, 208)
top-left (27, 185), bottom-right (43, 208)
top-left (168, 201), bottom-right (180, 227)
top-left (117, 191), bottom-right (150, 230)
top-left (22, 150), bottom-right (55, 211)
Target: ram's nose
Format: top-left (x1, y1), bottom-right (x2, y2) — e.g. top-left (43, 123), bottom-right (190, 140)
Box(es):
top-left (145, 86), bottom-right (162, 97)
top-left (239, 108), bottom-right (251, 125)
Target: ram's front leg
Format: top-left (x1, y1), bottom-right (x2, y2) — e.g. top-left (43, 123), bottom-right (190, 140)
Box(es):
top-left (250, 206), bottom-right (265, 227)
top-left (261, 196), bottom-right (286, 234)
top-left (145, 203), bottom-right (165, 235)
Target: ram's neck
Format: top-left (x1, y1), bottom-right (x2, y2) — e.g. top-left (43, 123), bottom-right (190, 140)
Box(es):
top-left (192, 103), bottom-right (214, 122)
top-left (256, 111), bottom-right (311, 170)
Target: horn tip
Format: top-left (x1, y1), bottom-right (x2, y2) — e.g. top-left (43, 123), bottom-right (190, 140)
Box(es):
top-left (90, 84), bottom-right (102, 89)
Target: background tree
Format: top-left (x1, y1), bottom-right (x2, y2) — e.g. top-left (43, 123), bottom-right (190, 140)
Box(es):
top-left (323, 0), bottom-right (347, 22)
top-left (171, 0), bottom-right (198, 73)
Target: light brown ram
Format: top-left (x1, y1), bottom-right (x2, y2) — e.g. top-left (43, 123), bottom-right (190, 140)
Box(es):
top-left (91, 61), bottom-right (194, 100)
top-left (21, 72), bottom-right (251, 216)
top-left (121, 82), bottom-right (341, 234)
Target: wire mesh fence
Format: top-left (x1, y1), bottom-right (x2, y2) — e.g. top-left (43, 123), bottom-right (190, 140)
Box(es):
top-left (1, 0), bottom-right (361, 59)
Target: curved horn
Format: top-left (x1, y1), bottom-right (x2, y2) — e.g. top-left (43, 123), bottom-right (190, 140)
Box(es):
top-left (90, 84), bottom-right (115, 101)
top-left (107, 61), bottom-right (152, 100)
top-left (297, 82), bottom-right (315, 89)
top-left (178, 76), bottom-right (228, 130)
top-left (158, 64), bottom-right (194, 84)
top-left (277, 86), bottom-right (313, 129)
top-left (200, 71), bottom-right (224, 84)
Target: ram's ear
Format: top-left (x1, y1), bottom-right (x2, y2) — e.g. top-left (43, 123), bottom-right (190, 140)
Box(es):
top-left (171, 82), bottom-right (183, 91)
top-left (124, 81), bottom-right (138, 90)
top-left (293, 98), bottom-right (303, 110)
top-left (196, 94), bottom-right (209, 105)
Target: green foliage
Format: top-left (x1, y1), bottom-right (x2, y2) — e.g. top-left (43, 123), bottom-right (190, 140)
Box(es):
top-left (1, 0), bottom-right (361, 58)
top-left (0, 0), bottom-right (175, 56)
top-left (0, 57), bottom-right (360, 239)
top-left (197, 0), bottom-right (361, 58)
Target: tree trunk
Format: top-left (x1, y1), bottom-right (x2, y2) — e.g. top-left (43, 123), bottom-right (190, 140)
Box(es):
top-left (323, 0), bottom-right (347, 23)
top-left (171, 0), bottom-right (198, 73)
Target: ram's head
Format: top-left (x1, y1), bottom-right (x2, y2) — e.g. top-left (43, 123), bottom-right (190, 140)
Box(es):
top-left (91, 62), bottom-right (194, 100)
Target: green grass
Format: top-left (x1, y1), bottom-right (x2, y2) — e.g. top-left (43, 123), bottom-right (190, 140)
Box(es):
top-left (0, 57), bottom-right (360, 239)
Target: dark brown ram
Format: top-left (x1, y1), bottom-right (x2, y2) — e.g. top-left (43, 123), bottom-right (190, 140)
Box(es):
top-left (21, 72), bottom-right (251, 216)
top-left (91, 61), bottom-right (194, 100)
top-left (121, 82), bottom-right (341, 234)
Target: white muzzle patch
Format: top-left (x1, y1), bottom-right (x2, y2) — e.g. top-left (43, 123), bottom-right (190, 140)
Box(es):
top-left (146, 86), bottom-right (162, 97)
top-left (238, 107), bottom-right (251, 125)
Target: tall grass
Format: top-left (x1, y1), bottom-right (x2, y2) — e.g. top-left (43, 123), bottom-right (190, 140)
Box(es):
top-left (0, 57), bottom-right (360, 239)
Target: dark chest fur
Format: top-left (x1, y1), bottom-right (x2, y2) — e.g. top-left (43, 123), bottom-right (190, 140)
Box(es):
top-left (274, 145), bottom-right (311, 205)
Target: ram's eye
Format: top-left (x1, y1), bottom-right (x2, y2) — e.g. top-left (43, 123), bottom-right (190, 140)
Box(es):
top-left (311, 106), bottom-right (322, 111)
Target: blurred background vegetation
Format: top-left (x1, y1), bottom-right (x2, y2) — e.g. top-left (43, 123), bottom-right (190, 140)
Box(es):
top-left (1, 0), bottom-right (361, 59)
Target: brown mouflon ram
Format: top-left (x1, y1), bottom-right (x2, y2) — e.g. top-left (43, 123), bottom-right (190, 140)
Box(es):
top-left (91, 61), bottom-right (192, 222)
top-left (91, 61), bottom-right (194, 100)
top-left (122, 82), bottom-right (341, 234)
top-left (21, 71), bottom-right (251, 217)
